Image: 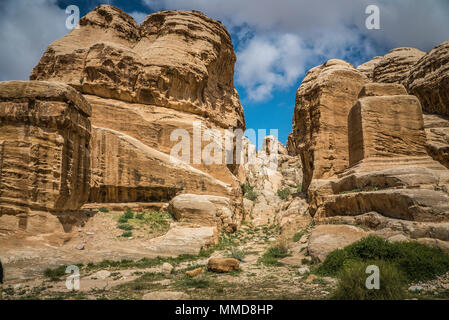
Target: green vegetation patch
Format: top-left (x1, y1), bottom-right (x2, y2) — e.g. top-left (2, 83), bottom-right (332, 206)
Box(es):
top-left (317, 236), bottom-right (449, 282)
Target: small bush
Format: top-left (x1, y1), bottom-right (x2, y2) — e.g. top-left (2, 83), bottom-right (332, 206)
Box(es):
top-left (258, 244), bottom-right (290, 266)
top-left (293, 230), bottom-right (306, 242)
top-left (44, 265), bottom-right (67, 281)
top-left (296, 184), bottom-right (302, 193)
top-left (241, 182), bottom-right (258, 201)
top-left (277, 188), bottom-right (291, 200)
top-left (118, 223), bottom-right (134, 231)
top-left (332, 260), bottom-right (407, 300)
top-left (98, 207), bottom-right (109, 213)
top-left (123, 209), bottom-right (134, 219)
top-left (136, 213), bottom-right (145, 220)
top-left (118, 216), bottom-right (128, 223)
top-left (121, 231), bottom-right (133, 238)
top-left (317, 236), bottom-right (449, 282)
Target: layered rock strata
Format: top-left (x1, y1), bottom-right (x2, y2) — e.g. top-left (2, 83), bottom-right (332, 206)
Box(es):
top-left (0, 81), bottom-right (91, 237)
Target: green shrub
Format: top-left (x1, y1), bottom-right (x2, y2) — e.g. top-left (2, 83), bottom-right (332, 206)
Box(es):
top-left (296, 184), bottom-right (302, 193)
top-left (258, 246), bottom-right (290, 266)
top-left (293, 230), bottom-right (306, 242)
top-left (118, 216), bottom-right (128, 223)
top-left (317, 236), bottom-right (449, 281)
top-left (332, 260), bottom-right (407, 300)
top-left (121, 231), bottom-right (133, 238)
top-left (136, 213), bottom-right (145, 220)
top-left (123, 209), bottom-right (134, 219)
top-left (44, 265), bottom-right (67, 281)
top-left (118, 223), bottom-right (134, 231)
top-left (241, 182), bottom-right (258, 201)
top-left (277, 188), bottom-right (291, 200)
top-left (98, 207), bottom-right (109, 213)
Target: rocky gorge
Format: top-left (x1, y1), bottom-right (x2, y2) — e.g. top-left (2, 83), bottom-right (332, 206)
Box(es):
top-left (1, 5), bottom-right (449, 300)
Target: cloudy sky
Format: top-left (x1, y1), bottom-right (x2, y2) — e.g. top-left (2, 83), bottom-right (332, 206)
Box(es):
top-left (1, 0), bottom-right (448, 143)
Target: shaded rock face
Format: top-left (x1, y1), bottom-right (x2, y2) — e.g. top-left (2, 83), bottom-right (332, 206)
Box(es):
top-left (30, 5), bottom-right (245, 130)
top-left (407, 41), bottom-right (449, 117)
top-left (289, 59), bottom-right (368, 191)
top-left (0, 81), bottom-right (91, 237)
top-left (372, 47), bottom-right (425, 85)
top-left (423, 113), bottom-right (449, 169)
top-left (30, 5), bottom-right (246, 229)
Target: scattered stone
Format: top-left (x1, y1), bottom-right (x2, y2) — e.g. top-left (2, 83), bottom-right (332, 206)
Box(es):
top-left (387, 234), bottom-right (409, 243)
top-left (95, 270), bottom-right (111, 280)
top-left (207, 258), bottom-right (239, 273)
top-left (75, 243), bottom-right (85, 250)
top-left (305, 274), bottom-right (318, 283)
top-left (186, 268), bottom-right (204, 277)
top-left (408, 285), bottom-right (423, 293)
top-left (162, 263), bottom-right (174, 275)
top-left (298, 267), bottom-right (310, 275)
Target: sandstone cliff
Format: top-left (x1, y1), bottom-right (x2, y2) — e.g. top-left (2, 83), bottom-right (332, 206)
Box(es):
top-left (0, 81), bottom-right (91, 238)
top-left (30, 5), bottom-right (246, 226)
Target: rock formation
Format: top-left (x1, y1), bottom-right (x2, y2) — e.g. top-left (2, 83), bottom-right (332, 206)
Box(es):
top-left (0, 81), bottom-right (91, 238)
top-left (407, 41), bottom-right (449, 116)
top-left (372, 47), bottom-right (425, 85)
top-left (289, 59), bottom-right (368, 191)
top-left (29, 5), bottom-right (246, 233)
top-left (356, 56), bottom-right (382, 80)
top-left (407, 41), bottom-right (449, 169)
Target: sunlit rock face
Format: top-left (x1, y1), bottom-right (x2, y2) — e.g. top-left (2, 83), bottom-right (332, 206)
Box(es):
top-left (0, 80), bottom-right (91, 237)
top-left (289, 59), bottom-right (368, 192)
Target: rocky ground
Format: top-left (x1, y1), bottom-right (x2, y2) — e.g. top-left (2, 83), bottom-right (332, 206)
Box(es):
top-left (0, 208), bottom-right (337, 300)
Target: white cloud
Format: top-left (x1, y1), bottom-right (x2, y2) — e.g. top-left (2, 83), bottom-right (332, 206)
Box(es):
top-left (143, 0), bottom-right (449, 100)
top-left (0, 0), bottom-right (68, 81)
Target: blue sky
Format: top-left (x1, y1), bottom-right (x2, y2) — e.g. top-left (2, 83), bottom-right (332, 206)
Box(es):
top-left (1, 0), bottom-right (449, 144)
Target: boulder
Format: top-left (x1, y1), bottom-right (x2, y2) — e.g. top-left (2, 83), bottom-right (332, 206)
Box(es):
top-left (0, 81), bottom-right (91, 237)
top-left (207, 258), bottom-right (239, 273)
top-left (373, 47), bottom-right (425, 85)
top-left (145, 226), bottom-right (218, 256)
top-left (185, 267), bottom-right (204, 277)
top-left (168, 194), bottom-right (236, 232)
top-left (307, 225), bottom-right (369, 262)
top-left (161, 263), bottom-right (173, 274)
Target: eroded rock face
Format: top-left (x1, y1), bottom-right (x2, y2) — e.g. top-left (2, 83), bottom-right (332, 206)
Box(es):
top-left (423, 113), bottom-right (449, 169)
top-left (0, 81), bottom-right (91, 237)
top-left (356, 56), bottom-right (382, 80)
top-left (407, 41), bottom-right (449, 117)
top-left (373, 47), bottom-right (425, 85)
top-left (90, 126), bottom-right (235, 203)
top-left (30, 5), bottom-right (245, 130)
top-left (289, 59), bottom-right (368, 191)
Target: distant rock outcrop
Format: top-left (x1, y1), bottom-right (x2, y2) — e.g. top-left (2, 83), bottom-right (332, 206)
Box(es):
top-left (356, 56), bottom-right (382, 80)
top-left (372, 47), bottom-right (425, 85)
